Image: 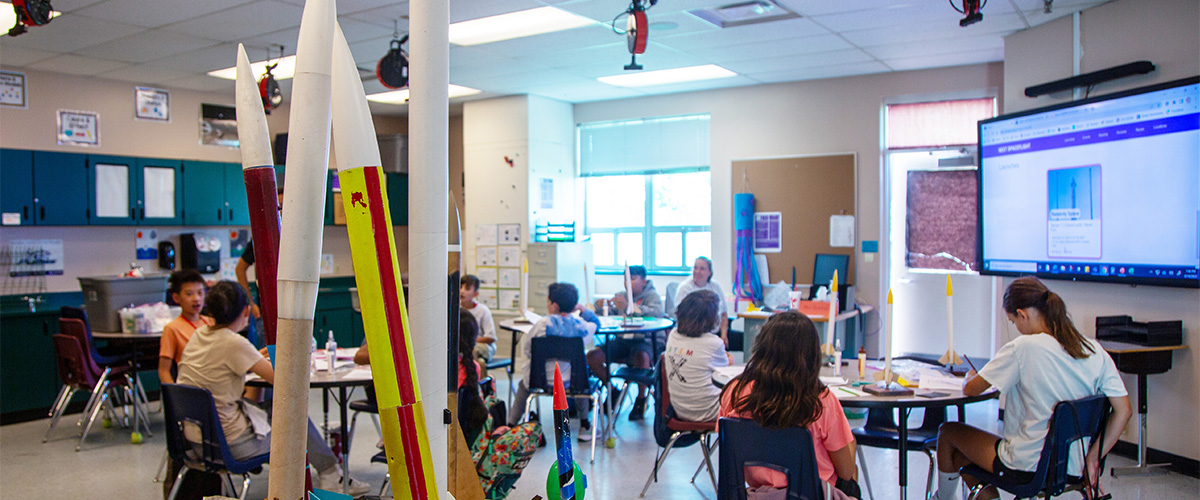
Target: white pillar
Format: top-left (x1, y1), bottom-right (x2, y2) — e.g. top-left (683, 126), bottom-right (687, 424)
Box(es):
top-left (409, 0), bottom-right (450, 493)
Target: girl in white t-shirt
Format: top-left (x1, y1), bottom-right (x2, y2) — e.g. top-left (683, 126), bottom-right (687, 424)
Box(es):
top-left (664, 290), bottom-right (732, 422)
top-left (931, 277), bottom-right (1132, 500)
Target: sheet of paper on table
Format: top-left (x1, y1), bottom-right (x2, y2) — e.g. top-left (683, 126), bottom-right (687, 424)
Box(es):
top-left (312, 358), bottom-right (356, 372)
top-left (712, 365), bottom-right (846, 387)
top-left (917, 368), bottom-right (965, 391)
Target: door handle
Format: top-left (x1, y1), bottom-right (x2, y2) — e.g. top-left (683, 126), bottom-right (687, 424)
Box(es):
top-left (24, 206), bottom-right (29, 220)
top-left (229, 209), bottom-right (234, 221)
top-left (140, 207), bottom-right (145, 219)
top-left (218, 209), bottom-right (223, 221)
top-left (40, 206), bottom-right (45, 220)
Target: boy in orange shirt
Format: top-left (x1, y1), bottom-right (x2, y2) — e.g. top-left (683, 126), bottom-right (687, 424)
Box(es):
top-left (158, 269), bottom-right (213, 384)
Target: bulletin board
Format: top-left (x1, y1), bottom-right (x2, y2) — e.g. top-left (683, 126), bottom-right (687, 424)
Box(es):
top-left (731, 154), bottom-right (856, 285)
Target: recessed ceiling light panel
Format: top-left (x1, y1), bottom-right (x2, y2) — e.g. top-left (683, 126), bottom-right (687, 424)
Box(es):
top-left (209, 55), bottom-right (297, 81)
top-left (598, 64), bottom-right (737, 87)
top-left (366, 84), bottom-right (481, 105)
top-left (448, 7), bottom-right (595, 46)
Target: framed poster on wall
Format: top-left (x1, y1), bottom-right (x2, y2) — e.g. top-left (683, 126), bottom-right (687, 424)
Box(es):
top-left (135, 87), bottom-right (170, 122)
top-left (57, 109), bottom-right (100, 146)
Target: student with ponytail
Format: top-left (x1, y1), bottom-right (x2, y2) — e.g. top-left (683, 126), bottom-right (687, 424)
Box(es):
top-left (931, 277), bottom-right (1132, 500)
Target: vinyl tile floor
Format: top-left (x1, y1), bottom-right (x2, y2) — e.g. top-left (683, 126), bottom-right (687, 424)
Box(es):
top-left (1, 384), bottom-right (1196, 500)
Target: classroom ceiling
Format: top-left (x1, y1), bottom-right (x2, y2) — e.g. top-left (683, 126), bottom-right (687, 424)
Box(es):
top-left (0, 0), bottom-right (1108, 114)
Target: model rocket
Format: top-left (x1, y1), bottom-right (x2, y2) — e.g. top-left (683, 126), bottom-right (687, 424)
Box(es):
top-left (267, 0), bottom-right (333, 498)
top-left (873, 288), bottom-right (899, 385)
top-left (822, 270), bottom-right (838, 356)
top-left (623, 263), bottom-right (634, 316)
top-left (330, 22), bottom-right (438, 499)
top-left (938, 275), bottom-right (963, 367)
top-left (551, 363), bottom-right (576, 500)
top-left (235, 44), bottom-right (282, 345)
top-left (520, 258), bottom-right (529, 316)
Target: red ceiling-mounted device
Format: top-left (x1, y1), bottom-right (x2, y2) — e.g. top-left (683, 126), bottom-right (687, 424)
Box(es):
top-left (953, 0), bottom-right (986, 27)
top-left (259, 46), bottom-right (284, 113)
top-left (8, 0), bottom-right (54, 37)
top-left (377, 34), bottom-right (409, 89)
top-left (614, 0), bottom-right (656, 70)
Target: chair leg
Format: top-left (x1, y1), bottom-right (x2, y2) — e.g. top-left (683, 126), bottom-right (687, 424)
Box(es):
top-left (589, 394), bottom-right (599, 463)
top-left (639, 433), bottom-right (683, 498)
top-left (43, 387), bottom-right (76, 443)
top-left (165, 467), bottom-right (189, 500)
top-left (524, 393), bottom-right (539, 423)
top-left (370, 414), bottom-right (381, 436)
top-left (691, 437), bottom-right (719, 483)
top-left (700, 434), bottom-right (717, 491)
top-left (153, 448), bottom-right (169, 483)
top-left (47, 385), bottom-right (70, 418)
top-left (78, 369), bottom-right (111, 427)
top-left (78, 381), bottom-right (110, 451)
top-left (923, 448), bottom-right (936, 496)
top-left (239, 474), bottom-right (252, 500)
top-left (857, 444), bottom-right (875, 500)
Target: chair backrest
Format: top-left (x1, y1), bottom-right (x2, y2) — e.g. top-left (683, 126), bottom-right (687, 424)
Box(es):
top-left (865, 405), bottom-right (947, 432)
top-left (718, 417), bottom-right (823, 500)
top-left (58, 318), bottom-right (104, 378)
top-left (161, 383), bottom-right (266, 475)
top-left (664, 281), bottom-right (680, 318)
top-left (51, 334), bottom-right (96, 389)
top-left (528, 336), bottom-right (590, 394)
top-left (1029, 394), bottom-right (1112, 496)
top-left (61, 306), bottom-right (122, 365)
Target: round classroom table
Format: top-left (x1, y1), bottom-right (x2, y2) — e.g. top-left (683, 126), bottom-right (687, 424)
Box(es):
top-left (714, 361), bottom-right (997, 500)
top-left (246, 349), bottom-right (372, 495)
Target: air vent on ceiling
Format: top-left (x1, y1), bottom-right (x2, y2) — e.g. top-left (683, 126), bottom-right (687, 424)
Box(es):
top-left (688, 0), bottom-right (800, 29)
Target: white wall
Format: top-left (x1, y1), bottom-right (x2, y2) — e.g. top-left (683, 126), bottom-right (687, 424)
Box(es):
top-left (574, 63), bottom-right (1005, 332)
top-left (1002, 0), bottom-right (1200, 461)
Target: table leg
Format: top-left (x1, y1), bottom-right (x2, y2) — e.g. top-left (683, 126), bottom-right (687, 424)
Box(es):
top-left (1111, 374), bottom-right (1168, 477)
top-left (340, 386), bottom-right (351, 493)
top-left (898, 407), bottom-right (910, 500)
top-left (323, 389), bottom-right (330, 442)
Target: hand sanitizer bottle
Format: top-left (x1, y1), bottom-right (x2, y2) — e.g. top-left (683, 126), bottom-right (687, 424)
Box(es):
top-left (325, 331), bottom-right (337, 372)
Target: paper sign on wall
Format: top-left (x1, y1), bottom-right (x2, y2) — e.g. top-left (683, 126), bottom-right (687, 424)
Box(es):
top-left (135, 230), bottom-right (159, 260)
top-left (498, 224), bottom-right (521, 245)
top-left (135, 87), bottom-right (170, 122)
top-left (754, 212), bottom-right (782, 253)
top-left (0, 70), bottom-right (27, 108)
top-left (830, 215), bottom-right (855, 247)
top-left (8, 240), bottom-right (64, 276)
top-left (57, 109), bottom-right (100, 146)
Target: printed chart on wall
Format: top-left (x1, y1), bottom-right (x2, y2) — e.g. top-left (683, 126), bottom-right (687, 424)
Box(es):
top-left (57, 109), bottom-right (99, 146)
top-left (0, 71), bottom-right (27, 108)
top-left (476, 223), bottom-right (522, 310)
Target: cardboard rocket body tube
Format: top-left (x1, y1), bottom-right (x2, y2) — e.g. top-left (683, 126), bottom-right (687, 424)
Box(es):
top-left (330, 23), bottom-right (438, 499)
top-left (268, 1), bottom-right (334, 498)
top-left (235, 44), bottom-right (282, 345)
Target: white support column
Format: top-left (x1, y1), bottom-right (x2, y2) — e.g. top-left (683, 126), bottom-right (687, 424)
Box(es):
top-left (409, 0), bottom-right (450, 493)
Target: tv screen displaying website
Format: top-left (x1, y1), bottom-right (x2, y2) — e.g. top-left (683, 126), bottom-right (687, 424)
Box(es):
top-left (978, 76), bottom-right (1199, 288)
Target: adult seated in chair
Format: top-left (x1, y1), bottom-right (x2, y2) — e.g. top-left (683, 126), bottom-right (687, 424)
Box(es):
top-left (674, 257), bottom-right (729, 346)
top-left (719, 311), bottom-right (861, 499)
top-left (931, 277), bottom-right (1132, 500)
top-left (173, 280), bottom-right (371, 497)
top-left (589, 265), bottom-right (663, 420)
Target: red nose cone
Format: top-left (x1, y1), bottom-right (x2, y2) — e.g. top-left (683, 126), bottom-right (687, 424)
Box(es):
top-left (553, 362), bottom-right (567, 410)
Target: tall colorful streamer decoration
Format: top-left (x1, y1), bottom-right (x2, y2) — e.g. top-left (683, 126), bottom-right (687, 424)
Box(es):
top-left (733, 193), bottom-right (763, 304)
top-left (329, 22), bottom-right (438, 499)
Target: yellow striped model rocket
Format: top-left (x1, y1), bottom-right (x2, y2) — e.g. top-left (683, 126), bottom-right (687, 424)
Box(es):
top-left (330, 23), bottom-right (438, 499)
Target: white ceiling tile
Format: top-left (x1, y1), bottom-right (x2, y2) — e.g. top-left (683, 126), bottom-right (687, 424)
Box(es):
top-left (337, 18), bottom-right (398, 43)
top-left (277, 0), bottom-right (405, 17)
top-left (719, 48), bottom-right (876, 74)
top-left (746, 60), bottom-right (891, 83)
top-left (347, 36), bottom-right (398, 66)
top-left (517, 43), bottom-right (629, 70)
top-left (840, 12), bottom-right (1029, 47)
top-left (47, 0), bottom-right (114, 13)
top-left (530, 83), bottom-right (645, 103)
top-left (28, 54), bottom-right (129, 76)
top-left (863, 35), bottom-right (1004, 60)
top-left (162, 0), bottom-right (304, 42)
top-left (682, 33), bottom-right (853, 63)
top-left (450, 56), bottom-right (552, 81)
top-left (450, 46), bottom-right (507, 67)
top-left (94, 64), bottom-right (193, 85)
top-left (75, 30), bottom-right (219, 63)
top-left (775, 0), bottom-right (925, 17)
top-left (159, 74), bottom-right (235, 92)
top-left (468, 25), bottom-right (619, 58)
top-left (556, 0), bottom-right (731, 23)
top-left (446, 0), bottom-right (550, 23)
top-left (654, 17), bottom-right (829, 50)
top-left (0, 14), bottom-right (146, 53)
top-left (72, 0), bottom-right (251, 28)
top-left (147, 43), bottom-right (244, 72)
top-left (811, 3), bottom-right (966, 32)
top-left (345, 5), bottom-right (412, 29)
top-left (0, 45), bottom-right (60, 67)
top-left (1019, 2), bottom-right (1106, 27)
top-left (883, 47), bottom-right (1005, 71)
top-left (595, 74), bottom-right (757, 96)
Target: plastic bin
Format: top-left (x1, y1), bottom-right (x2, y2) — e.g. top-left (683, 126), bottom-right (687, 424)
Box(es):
top-left (77, 274), bottom-right (169, 332)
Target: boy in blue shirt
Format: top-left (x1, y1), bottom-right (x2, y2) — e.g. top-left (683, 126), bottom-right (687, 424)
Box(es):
top-left (510, 282), bottom-right (600, 440)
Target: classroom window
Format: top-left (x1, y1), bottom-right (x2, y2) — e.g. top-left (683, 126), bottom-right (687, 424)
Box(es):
top-left (579, 114), bottom-right (711, 274)
top-left (885, 98), bottom-right (993, 273)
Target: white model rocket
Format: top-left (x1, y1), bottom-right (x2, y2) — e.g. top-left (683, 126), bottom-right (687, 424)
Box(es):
top-left (939, 275), bottom-right (963, 366)
top-left (822, 270), bottom-right (838, 356)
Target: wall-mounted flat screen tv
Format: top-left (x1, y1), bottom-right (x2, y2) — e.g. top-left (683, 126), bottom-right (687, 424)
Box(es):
top-left (978, 76), bottom-right (1199, 288)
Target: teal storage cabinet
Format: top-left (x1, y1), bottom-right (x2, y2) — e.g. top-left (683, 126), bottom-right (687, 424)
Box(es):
top-left (183, 161), bottom-right (225, 225)
top-left (386, 172), bottom-right (408, 226)
top-left (1, 149), bottom-right (34, 226)
top-left (87, 155), bottom-right (138, 225)
top-left (0, 311), bottom-right (61, 416)
top-left (32, 151), bottom-right (90, 225)
top-left (136, 157), bottom-right (183, 225)
top-left (225, 162), bottom-right (251, 226)
top-left (325, 169), bottom-right (336, 226)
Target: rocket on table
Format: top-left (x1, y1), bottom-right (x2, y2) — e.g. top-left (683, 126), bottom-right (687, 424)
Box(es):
top-left (938, 275), bottom-right (963, 367)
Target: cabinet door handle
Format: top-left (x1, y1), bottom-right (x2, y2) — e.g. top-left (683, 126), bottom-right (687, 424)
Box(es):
top-left (229, 209), bottom-right (234, 221)
top-left (23, 206), bottom-right (29, 220)
top-left (140, 207), bottom-right (145, 219)
top-left (218, 209), bottom-right (223, 221)
top-left (39, 206), bottom-right (45, 220)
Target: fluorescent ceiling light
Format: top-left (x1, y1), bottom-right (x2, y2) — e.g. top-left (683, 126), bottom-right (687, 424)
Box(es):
top-left (598, 65), bottom-right (737, 87)
top-left (366, 85), bottom-right (482, 105)
top-left (207, 55), bottom-right (297, 81)
top-left (449, 6), bottom-right (594, 46)
top-left (0, 2), bottom-right (61, 30)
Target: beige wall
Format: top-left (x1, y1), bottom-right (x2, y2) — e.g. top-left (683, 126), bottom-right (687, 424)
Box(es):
top-left (0, 68), bottom-right (462, 292)
top-left (1002, 0), bottom-right (1200, 461)
top-left (574, 63), bottom-right (1006, 322)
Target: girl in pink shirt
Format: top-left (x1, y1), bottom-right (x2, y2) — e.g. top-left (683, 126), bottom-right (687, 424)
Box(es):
top-left (719, 311), bottom-right (861, 498)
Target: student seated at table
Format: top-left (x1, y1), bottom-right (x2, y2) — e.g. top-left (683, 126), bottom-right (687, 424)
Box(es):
top-left (588, 265), bottom-right (663, 420)
top-left (719, 311), bottom-right (861, 499)
top-left (175, 281), bottom-right (371, 497)
top-left (665, 290), bottom-right (732, 422)
top-left (510, 282), bottom-right (599, 440)
top-left (461, 274), bottom-right (498, 376)
top-left (675, 257), bottom-right (730, 345)
top-left (158, 269), bottom-right (213, 384)
top-left (931, 277), bottom-right (1132, 500)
